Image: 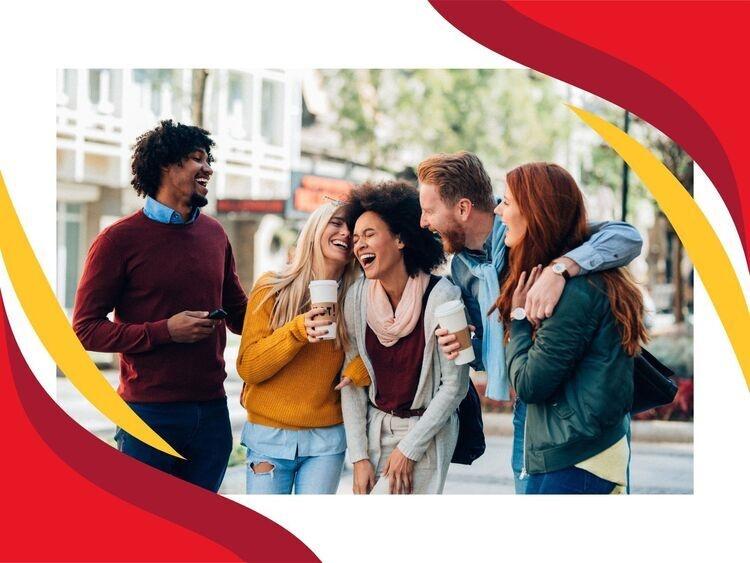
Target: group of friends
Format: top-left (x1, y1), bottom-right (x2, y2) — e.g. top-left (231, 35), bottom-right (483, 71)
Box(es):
top-left (72, 119), bottom-right (646, 495)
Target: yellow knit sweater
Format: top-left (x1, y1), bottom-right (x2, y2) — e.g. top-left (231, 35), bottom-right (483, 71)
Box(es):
top-left (236, 275), bottom-right (368, 429)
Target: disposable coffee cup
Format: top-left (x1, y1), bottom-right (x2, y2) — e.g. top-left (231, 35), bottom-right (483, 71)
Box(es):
top-left (434, 300), bottom-right (475, 365)
top-left (309, 280), bottom-right (338, 340)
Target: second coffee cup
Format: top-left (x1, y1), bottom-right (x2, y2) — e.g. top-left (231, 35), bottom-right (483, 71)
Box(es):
top-left (308, 280), bottom-right (338, 340)
top-left (434, 299), bottom-right (475, 365)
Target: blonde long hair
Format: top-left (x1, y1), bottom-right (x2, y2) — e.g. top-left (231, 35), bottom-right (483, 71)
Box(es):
top-left (255, 203), bottom-right (359, 348)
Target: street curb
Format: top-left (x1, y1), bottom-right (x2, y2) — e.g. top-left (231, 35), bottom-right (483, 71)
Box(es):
top-left (481, 412), bottom-right (693, 443)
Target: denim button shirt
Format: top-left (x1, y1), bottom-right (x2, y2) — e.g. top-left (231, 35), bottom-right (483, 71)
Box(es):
top-left (143, 196), bottom-right (200, 224)
top-left (240, 422), bottom-right (347, 461)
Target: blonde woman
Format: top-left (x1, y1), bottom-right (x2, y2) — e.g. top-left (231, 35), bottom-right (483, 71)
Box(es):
top-left (236, 203), bottom-right (363, 494)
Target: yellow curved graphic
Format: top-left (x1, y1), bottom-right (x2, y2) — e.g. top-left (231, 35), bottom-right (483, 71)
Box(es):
top-left (568, 105), bottom-right (750, 389)
top-left (0, 173), bottom-right (182, 458)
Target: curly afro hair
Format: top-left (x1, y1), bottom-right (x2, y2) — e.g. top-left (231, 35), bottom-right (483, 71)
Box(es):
top-left (130, 119), bottom-right (215, 198)
top-left (344, 180), bottom-right (446, 276)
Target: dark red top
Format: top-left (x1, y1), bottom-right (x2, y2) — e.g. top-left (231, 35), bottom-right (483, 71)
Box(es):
top-left (366, 276), bottom-right (439, 413)
top-left (72, 210), bottom-right (247, 403)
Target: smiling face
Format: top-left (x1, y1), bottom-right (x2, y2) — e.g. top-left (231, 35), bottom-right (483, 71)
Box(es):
top-left (419, 181), bottom-right (466, 254)
top-left (495, 184), bottom-right (527, 247)
top-left (320, 210), bottom-right (352, 266)
top-left (161, 148), bottom-right (213, 208)
top-left (353, 211), bottom-right (405, 280)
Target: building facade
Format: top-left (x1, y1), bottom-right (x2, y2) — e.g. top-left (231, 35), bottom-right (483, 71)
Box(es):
top-left (56, 68), bottom-right (302, 314)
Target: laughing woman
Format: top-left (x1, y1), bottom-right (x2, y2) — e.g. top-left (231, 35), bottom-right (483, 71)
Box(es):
top-left (339, 181), bottom-right (470, 495)
top-left (498, 163), bottom-right (647, 494)
top-left (236, 202), bottom-right (359, 494)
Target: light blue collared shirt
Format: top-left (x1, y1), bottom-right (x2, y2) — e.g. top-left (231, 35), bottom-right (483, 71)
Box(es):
top-left (451, 214), bottom-right (643, 400)
top-left (240, 421), bottom-right (347, 461)
top-left (143, 196), bottom-right (200, 224)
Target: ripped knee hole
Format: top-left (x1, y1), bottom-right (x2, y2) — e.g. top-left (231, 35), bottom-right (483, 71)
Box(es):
top-left (250, 461), bottom-right (275, 474)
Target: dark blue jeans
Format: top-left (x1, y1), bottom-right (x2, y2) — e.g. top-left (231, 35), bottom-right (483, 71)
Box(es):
top-left (526, 466), bottom-right (616, 494)
top-left (114, 397), bottom-right (232, 492)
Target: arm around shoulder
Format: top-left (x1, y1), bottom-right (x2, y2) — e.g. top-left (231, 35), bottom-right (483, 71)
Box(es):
top-left (565, 221), bottom-right (643, 274)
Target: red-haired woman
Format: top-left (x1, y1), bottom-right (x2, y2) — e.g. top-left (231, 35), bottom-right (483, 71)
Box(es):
top-left (496, 162), bottom-right (647, 494)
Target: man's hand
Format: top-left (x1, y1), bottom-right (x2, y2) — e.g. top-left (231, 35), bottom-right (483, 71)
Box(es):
top-left (167, 311), bottom-right (215, 343)
top-left (382, 447), bottom-right (416, 494)
top-left (524, 257), bottom-right (581, 323)
top-left (435, 324), bottom-right (475, 361)
top-left (304, 307), bottom-right (333, 343)
top-left (352, 459), bottom-right (376, 494)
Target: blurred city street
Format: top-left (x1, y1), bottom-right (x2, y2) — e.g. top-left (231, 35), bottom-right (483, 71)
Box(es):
top-left (56, 337), bottom-right (693, 496)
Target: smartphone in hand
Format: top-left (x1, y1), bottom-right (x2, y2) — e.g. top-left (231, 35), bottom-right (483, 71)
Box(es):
top-left (207, 308), bottom-right (227, 320)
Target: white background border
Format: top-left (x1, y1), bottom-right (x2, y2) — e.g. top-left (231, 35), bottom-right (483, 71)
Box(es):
top-left (1, 2), bottom-right (747, 561)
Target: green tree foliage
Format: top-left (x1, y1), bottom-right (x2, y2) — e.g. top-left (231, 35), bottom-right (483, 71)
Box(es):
top-left (319, 69), bottom-right (574, 181)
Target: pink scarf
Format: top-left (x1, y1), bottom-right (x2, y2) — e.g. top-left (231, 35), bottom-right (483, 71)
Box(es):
top-left (366, 272), bottom-right (430, 347)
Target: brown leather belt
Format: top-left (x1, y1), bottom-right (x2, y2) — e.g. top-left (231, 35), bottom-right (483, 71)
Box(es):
top-left (370, 401), bottom-right (425, 419)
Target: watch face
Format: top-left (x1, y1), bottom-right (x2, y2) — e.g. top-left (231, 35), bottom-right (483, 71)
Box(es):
top-left (552, 262), bottom-right (566, 274)
top-left (511, 307), bottom-right (526, 321)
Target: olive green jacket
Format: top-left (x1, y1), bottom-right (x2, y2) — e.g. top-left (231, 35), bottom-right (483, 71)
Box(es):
top-left (506, 275), bottom-right (633, 474)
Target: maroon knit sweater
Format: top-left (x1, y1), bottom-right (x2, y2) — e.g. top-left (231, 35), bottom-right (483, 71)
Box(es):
top-left (72, 210), bottom-right (247, 403)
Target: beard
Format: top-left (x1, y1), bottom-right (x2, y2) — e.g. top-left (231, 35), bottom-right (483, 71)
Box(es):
top-left (438, 222), bottom-right (466, 254)
top-left (189, 192), bottom-right (209, 208)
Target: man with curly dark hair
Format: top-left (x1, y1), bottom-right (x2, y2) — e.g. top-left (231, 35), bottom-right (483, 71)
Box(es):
top-left (72, 120), bottom-right (247, 492)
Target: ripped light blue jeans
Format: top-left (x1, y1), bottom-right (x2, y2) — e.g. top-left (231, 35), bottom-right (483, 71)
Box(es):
top-left (245, 448), bottom-right (345, 494)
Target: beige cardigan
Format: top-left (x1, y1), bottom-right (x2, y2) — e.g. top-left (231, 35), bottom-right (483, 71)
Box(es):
top-left (340, 276), bottom-right (470, 492)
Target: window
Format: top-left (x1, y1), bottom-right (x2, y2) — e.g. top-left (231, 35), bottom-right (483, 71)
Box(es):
top-left (133, 69), bottom-right (177, 118)
top-left (227, 72), bottom-right (253, 139)
top-left (57, 203), bottom-right (85, 310)
top-left (89, 70), bottom-right (115, 114)
top-left (57, 69), bottom-right (77, 108)
top-left (261, 79), bottom-right (284, 146)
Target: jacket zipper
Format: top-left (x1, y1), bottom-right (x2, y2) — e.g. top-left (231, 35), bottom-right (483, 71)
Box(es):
top-left (519, 404), bottom-right (528, 480)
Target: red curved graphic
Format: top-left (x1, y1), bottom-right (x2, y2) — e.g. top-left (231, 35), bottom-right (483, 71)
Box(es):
top-left (429, 0), bottom-right (750, 267)
top-left (0, 293), bottom-right (319, 562)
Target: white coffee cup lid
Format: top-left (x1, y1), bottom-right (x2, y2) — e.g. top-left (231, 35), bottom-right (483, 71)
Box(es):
top-left (309, 280), bottom-right (338, 287)
top-left (434, 299), bottom-right (465, 318)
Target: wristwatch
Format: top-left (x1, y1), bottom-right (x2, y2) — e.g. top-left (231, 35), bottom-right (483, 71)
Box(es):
top-left (511, 307), bottom-right (527, 321)
top-left (551, 261), bottom-right (571, 281)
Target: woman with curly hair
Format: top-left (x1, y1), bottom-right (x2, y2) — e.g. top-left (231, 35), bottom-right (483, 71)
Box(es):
top-left (338, 181), bottom-right (470, 494)
top-left (236, 202), bottom-right (361, 494)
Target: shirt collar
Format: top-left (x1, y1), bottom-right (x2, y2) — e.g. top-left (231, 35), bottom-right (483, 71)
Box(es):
top-left (143, 196), bottom-right (200, 224)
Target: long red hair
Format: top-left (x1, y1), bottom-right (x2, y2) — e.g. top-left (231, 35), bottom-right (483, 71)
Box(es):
top-left (494, 162), bottom-right (647, 356)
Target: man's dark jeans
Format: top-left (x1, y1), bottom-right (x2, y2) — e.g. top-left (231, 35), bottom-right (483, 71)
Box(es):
top-left (526, 466), bottom-right (616, 494)
top-left (115, 397), bottom-right (232, 492)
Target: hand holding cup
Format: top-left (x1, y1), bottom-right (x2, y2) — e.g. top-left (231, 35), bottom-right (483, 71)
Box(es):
top-left (304, 307), bottom-right (333, 343)
top-left (436, 324), bottom-right (476, 361)
top-left (434, 300), bottom-right (475, 365)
